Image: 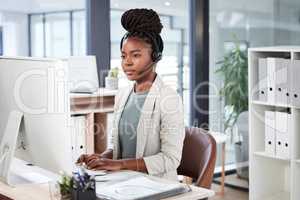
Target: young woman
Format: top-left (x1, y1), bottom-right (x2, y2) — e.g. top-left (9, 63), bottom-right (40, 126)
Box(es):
top-left (77, 8), bottom-right (185, 181)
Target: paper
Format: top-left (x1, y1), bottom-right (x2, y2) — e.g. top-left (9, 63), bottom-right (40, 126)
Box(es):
top-left (85, 169), bottom-right (107, 176)
top-left (96, 176), bottom-right (186, 200)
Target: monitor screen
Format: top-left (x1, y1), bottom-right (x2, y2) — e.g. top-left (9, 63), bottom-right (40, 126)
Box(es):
top-left (0, 56), bottom-right (73, 174)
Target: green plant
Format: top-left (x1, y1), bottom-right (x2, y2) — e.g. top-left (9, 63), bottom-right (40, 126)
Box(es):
top-left (58, 172), bottom-right (73, 197)
top-left (108, 67), bottom-right (119, 78)
top-left (215, 37), bottom-right (248, 132)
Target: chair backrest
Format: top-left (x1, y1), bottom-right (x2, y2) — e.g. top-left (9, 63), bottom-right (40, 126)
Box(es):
top-left (177, 127), bottom-right (217, 189)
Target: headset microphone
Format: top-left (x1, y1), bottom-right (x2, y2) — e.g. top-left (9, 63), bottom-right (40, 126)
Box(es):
top-left (136, 60), bottom-right (157, 76)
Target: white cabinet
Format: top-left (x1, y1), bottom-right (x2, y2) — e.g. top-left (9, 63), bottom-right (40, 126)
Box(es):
top-left (249, 46), bottom-right (300, 200)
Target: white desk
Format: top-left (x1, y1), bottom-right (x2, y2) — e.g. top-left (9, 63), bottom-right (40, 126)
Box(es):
top-left (0, 159), bottom-right (214, 200)
top-left (0, 181), bottom-right (214, 200)
top-left (209, 131), bottom-right (228, 196)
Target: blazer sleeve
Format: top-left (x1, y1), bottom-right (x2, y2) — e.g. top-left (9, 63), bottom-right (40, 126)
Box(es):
top-left (143, 87), bottom-right (185, 176)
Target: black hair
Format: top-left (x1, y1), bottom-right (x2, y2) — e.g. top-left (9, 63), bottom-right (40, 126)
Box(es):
top-left (120, 8), bottom-right (164, 62)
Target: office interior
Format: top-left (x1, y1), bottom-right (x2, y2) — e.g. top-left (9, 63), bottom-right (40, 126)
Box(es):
top-left (0, 0), bottom-right (300, 199)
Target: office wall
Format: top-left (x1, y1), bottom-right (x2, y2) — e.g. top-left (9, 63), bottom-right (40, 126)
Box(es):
top-left (0, 11), bottom-right (28, 56)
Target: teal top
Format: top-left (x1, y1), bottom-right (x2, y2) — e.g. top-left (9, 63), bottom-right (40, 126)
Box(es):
top-left (118, 89), bottom-right (149, 159)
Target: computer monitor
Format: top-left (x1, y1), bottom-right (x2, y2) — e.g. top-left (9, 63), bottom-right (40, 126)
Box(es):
top-left (67, 56), bottom-right (99, 93)
top-left (0, 56), bottom-right (73, 175)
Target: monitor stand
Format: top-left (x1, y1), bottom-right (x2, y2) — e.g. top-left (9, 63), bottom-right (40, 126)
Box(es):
top-left (0, 111), bottom-right (57, 186)
top-left (8, 157), bottom-right (56, 186)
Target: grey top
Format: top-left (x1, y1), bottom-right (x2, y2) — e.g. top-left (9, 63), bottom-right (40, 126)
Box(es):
top-left (118, 89), bottom-right (149, 159)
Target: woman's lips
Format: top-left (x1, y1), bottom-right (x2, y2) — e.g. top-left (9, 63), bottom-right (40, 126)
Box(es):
top-left (125, 70), bottom-right (135, 75)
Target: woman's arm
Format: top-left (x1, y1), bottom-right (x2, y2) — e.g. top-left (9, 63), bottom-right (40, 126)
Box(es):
top-left (85, 157), bottom-right (148, 173)
top-left (143, 88), bottom-right (185, 176)
top-left (100, 149), bottom-right (113, 159)
top-left (76, 148), bottom-right (113, 164)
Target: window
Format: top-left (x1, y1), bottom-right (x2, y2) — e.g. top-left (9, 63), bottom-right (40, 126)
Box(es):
top-left (29, 10), bottom-right (85, 57)
top-left (45, 13), bottom-right (71, 57)
top-left (30, 15), bottom-right (44, 57)
top-left (72, 11), bottom-right (86, 56)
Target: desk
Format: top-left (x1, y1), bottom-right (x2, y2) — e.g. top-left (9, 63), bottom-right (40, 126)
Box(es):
top-left (70, 88), bottom-right (118, 154)
top-left (0, 171), bottom-right (214, 200)
top-left (0, 181), bottom-right (214, 200)
top-left (209, 131), bottom-right (228, 196)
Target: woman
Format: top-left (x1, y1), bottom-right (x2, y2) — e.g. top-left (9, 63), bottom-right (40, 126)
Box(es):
top-left (77, 8), bottom-right (185, 181)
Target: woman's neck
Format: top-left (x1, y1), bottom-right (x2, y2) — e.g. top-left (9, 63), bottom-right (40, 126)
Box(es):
top-left (134, 72), bottom-right (157, 93)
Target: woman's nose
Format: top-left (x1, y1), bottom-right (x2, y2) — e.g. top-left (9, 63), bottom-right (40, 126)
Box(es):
top-left (124, 57), bottom-right (133, 66)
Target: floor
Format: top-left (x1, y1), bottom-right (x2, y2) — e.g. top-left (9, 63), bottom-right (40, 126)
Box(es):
top-left (214, 174), bottom-right (249, 190)
top-left (210, 183), bottom-right (248, 200)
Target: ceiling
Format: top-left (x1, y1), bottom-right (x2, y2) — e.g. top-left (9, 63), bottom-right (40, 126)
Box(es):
top-left (0, 0), bottom-right (188, 16)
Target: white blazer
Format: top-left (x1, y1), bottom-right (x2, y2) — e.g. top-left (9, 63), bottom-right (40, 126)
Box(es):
top-left (110, 75), bottom-right (185, 181)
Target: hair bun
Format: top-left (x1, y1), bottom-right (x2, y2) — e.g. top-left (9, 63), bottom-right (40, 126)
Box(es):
top-left (121, 8), bottom-right (163, 34)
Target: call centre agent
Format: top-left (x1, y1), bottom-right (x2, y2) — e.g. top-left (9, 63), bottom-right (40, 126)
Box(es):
top-left (77, 8), bottom-right (185, 181)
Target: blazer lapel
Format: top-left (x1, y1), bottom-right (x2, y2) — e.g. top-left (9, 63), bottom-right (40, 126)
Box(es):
top-left (136, 75), bottom-right (163, 158)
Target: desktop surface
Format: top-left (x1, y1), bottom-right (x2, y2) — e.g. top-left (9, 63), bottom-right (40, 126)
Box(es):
top-left (0, 159), bottom-right (214, 200)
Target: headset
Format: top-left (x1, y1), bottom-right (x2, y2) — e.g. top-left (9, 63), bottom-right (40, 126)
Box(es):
top-left (120, 32), bottom-right (163, 63)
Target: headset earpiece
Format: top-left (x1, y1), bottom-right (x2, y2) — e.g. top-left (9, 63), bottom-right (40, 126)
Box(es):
top-left (152, 51), bottom-right (162, 63)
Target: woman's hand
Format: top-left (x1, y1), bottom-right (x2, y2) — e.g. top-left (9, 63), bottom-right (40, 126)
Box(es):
top-left (76, 154), bottom-right (101, 165)
top-left (86, 158), bottom-right (123, 171)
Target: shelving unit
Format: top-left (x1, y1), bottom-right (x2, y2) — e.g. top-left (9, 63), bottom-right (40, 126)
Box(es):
top-left (253, 151), bottom-right (290, 162)
top-left (249, 46), bottom-right (300, 200)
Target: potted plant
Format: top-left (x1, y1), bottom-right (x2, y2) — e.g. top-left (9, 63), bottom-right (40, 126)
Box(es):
top-left (58, 172), bottom-right (73, 200)
top-left (105, 67), bottom-right (119, 90)
top-left (215, 37), bottom-right (249, 180)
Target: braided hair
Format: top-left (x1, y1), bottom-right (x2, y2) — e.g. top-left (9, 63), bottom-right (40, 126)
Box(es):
top-left (120, 8), bottom-right (164, 62)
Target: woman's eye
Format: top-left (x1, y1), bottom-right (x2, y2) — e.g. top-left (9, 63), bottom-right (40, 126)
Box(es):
top-left (133, 54), bottom-right (141, 58)
top-left (121, 55), bottom-right (125, 59)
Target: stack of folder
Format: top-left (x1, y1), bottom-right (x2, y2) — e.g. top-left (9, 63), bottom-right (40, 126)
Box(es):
top-left (70, 116), bottom-right (87, 163)
top-left (265, 111), bottom-right (291, 159)
top-left (258, 57), bottom-right (300, 107)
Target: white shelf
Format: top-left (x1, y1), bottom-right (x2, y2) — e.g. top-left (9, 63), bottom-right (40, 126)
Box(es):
top-left (263, 191), bottom-right (290, 200)
top-left (251, 100), bottom-right (291, 108)
top-left (249, 46), bottom-right (300, 52)
top-left (249, 47), bottom-right (300, 200)
top-left (70, 88), bottom-right (118, 98)
top-left (253, 152), bottom-right (290, 162)
top-left (70, 107), bottom-right (114, 115)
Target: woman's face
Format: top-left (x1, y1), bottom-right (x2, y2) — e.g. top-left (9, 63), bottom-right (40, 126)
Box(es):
top-left (121, 37), bottom-right (154, 81)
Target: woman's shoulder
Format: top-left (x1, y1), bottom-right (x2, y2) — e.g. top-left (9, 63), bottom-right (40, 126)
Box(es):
top-left (156, 82), bottom-right (183, 112)
top-left (158, 83), bottom-right (180, 99)
top-left (114, 84), bottom-right (133, 103)
top-left (155, 75), bottom-right (180, 96)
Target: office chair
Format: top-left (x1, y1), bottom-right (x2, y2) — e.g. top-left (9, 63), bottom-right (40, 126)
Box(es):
top-left (0, 193), bottom-right (13, 200)
top-left (177, 127), bottom-right (217, 189)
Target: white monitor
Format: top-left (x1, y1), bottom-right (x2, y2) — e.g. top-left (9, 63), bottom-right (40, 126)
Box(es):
top-left (0, 111), bottom-right (23, 184)
top-left (0, 56), bottom-right (73, 175)
top-left (67, 56), bottom-right (99, 93)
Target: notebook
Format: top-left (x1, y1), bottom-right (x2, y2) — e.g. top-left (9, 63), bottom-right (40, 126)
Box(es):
top-left (96, 176), bottom-right (190, 200)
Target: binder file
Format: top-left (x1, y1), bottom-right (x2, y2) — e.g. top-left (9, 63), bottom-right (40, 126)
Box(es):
top-left (266, 58), bottom-right (277, 104)
top-left (258, 58), bottom-right (268, 102)
top-left (275, 111), bottom-right (291, 159)
top-left (275, 59), bottom-right (290, 105)
top-left (290, 60), bottom-right (300, 107)
top-left (71, 116), bottom-right (87, 163)
top-left (265, 111), bottom-right (276, 156)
